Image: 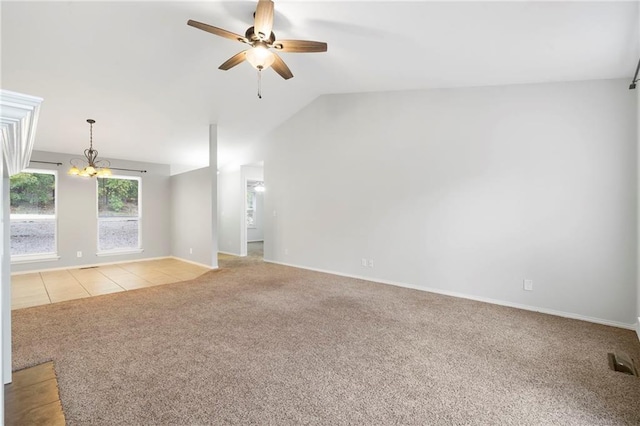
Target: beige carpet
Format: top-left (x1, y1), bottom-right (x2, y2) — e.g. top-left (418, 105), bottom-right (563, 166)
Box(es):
top-left (12, 254), bottom-right (640, 425)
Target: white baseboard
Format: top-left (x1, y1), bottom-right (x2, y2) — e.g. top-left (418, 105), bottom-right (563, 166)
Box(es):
top-left (169, 256), bottom-right (217, 270)
top-left (636, 318), bottom-right (640, 342)
top-left (11, 256), bottom-right (172, 275)
top-left (264, 258), bottom-right (636, 331)
top-left (218, 250), bottom-right (241, 257)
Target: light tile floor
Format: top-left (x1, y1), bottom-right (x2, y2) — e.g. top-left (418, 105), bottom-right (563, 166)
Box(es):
top-left (11, 258), bottom-right (211, 310)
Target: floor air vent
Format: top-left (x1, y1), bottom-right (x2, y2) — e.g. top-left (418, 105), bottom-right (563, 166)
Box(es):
top-left (608, 352), bottom-right (638, 377)
top-left (79, 266), bottom-right (99, 270)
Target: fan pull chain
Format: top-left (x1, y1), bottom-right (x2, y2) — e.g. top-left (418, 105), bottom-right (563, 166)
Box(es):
top-left (257, 69), bottom-right (262, 99)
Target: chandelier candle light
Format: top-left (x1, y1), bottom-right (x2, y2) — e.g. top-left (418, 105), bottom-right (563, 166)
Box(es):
top-left (68, 119), bottom-right (112, 178)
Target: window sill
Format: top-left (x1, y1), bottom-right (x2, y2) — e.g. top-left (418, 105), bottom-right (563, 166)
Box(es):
top-left (11, 254), bottom-right (60, 265)
top-left (96, 248), bottom-right (144, 257)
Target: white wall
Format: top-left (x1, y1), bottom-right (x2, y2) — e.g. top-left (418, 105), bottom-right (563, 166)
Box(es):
top-left (170, 167), bottom-right (214, 267)
top-left (10, 151), bottom-right (171, 273)
top-left (218, 168), bottom-right (242, 255)
top-left (635, 7), bottom-right (640, 339)
top-left (209, 124), bottom-right (219, 267)
top-left (637, 66), bottom-right (640, 338)
top-left (171, 124), bottom-right (218, 268)
top-left (264, 79), bottom-right (637, 327)
top-left (635, 5), bottom-right (640, 340)
top-left (2, 155), bottom-right (9, 390)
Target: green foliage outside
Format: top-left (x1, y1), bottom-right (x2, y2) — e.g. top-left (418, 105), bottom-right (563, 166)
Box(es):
top-left (10, 172), bottom-right (55, 215)
top-left (98, 178), bottom-right (139, 217)
top-left (10, 173), bottom-right (139, 216)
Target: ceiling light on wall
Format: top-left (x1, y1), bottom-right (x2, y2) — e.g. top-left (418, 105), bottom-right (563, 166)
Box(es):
top-left (68, 119), bottom-right (112, 178)
top-left (254, 182), bottom-right (265, 192)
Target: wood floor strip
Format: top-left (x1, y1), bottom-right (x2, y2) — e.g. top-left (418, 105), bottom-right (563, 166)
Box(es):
top-left (6, 362), bottom-right (55, 388)
top-left (4, 362), bottom-right (66, 425)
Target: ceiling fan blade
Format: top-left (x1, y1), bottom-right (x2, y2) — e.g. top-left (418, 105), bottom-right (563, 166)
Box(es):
top-left (254, 0), bottom-right (274, 40)
top-left (271, 53), bottom-right (293, 80)
top-left (187, 20), bottom-right (248, 44)
top-left (219, 51), bottom-right (248, 70)
top-left (273, 40), bottom-right (328, 53)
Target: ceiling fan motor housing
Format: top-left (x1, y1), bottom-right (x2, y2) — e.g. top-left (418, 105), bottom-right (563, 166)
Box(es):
top-left (245, 26), bottom-right (276, 44)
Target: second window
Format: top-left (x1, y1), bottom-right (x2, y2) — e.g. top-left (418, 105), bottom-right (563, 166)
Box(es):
top-left (97, 176), bottom-right (141, 252)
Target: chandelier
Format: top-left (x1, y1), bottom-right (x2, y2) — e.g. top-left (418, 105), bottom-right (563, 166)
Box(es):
top-left (68, 119), bottom-right (112, 178)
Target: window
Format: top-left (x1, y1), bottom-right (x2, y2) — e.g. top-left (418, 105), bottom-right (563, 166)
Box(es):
top-left (10, 170), bottom-right (57, 259)
top-left (247, 190), bottom-right (256, 228)
top-left (97, 176), bottom-right (141, 253)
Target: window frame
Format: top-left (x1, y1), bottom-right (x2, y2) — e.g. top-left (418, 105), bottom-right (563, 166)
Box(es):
top-left (95, 174), bottom-right (143, 256)
top-left (9, 168), bottom-right (60, 263)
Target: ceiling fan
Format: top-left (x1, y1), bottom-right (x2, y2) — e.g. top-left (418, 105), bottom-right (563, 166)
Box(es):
top-left (187, 0), bottom-right (327, 96)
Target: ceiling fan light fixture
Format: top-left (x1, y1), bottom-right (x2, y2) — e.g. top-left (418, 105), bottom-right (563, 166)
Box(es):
top-left (245, 44), bottom-right (275, 70)
top-left (187, 0), bottom-right (327, 97)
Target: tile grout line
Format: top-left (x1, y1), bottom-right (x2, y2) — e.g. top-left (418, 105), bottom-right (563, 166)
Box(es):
top-left (104, 264), bottom-right (154, 289)
top-left (39, 272), bottom-right (53, 305)
top-left (122, 262), bottom-right (184, 285)
top-left (73, 275), bottom-right (95, 298)
top-left (122, 268), bottom-right (156, 286)
top-left (44, 272), bottom-right (91, 302)
top-left (95, 269), bottom-right (128, 292)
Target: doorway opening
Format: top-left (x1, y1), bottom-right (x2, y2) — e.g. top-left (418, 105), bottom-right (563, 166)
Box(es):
top-left (245, 180), bottom-right (264, 259)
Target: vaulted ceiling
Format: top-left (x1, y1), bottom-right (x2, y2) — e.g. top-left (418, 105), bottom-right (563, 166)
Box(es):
top-left (2, 1), bottom-right (638, 173)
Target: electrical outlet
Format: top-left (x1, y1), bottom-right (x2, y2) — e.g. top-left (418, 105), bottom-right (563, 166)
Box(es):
top-left (368, 259), bottom-right (374, 268)
top-left (273, 210), bottom-right (277, 217)
top-left (189, 248), bottom-right (193, 254)
top-left (284, 248), bottom-right (289, 255)
top-left (523, 279), bottom-right (533, 291)
top-left (361, 258), bottom-right (367, 267)
top-left (76, 251), bottom-right (82, 258)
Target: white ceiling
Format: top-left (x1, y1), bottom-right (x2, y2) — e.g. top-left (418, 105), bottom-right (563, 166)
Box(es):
top-left (2, 1), bottom-right (638, 173)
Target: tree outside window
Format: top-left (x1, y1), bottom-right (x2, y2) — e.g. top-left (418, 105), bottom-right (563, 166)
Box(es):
top-left (10, 170), bottom-right (57, 257)
top-left (97, 176), bottom-right (141, 252)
